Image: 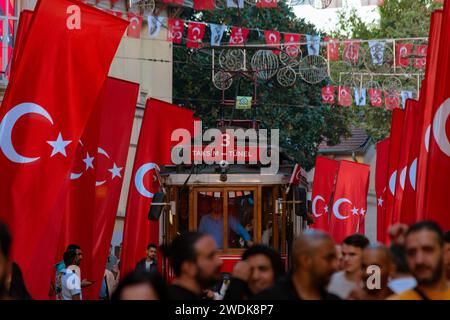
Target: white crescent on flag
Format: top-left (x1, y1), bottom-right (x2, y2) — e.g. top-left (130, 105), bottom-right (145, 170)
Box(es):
top-left (399, 46), bottom-right (408, 56)
top-left (333, 198), bottom-right (352, 220)
top-left (95, 147), bottom-right (111, 187)
top-left (312, 195), bottom-right (325, 218)
top-left (0, 103), bottom-right (54, 164)
top-left (192, 26), bottom-right (201, 39)
top-left (135, 162), bottom-right (160, 198)
top-left (409, 158), bottom-right (417, 190)
top-left (130, 17), bottom-right (139, 30)
top-left (400, 166), bottom-right (407, 190)
top-left (432, 98), bottom-right (450, 157)
top-left (269, 33), bottom-right (278, 42)
top-left (70, 140), bottom-right (85, 180)
top-left (389, 170), bottom-right (397, 196)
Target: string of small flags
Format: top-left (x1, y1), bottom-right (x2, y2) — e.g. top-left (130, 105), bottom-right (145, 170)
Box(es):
top-left (125, 13), bottom-right (314, 50)
top-left (79, 1), bottom-right (430, 68)
top-left (322, 85), bottom-right (416, 110)
top-left (84, 0), bottom-right (278, 12)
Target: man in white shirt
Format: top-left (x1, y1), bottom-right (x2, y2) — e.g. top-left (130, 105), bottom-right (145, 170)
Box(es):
top-left (328, 234), bottom-right (370, 299)
top-left (61, 251), bottom-right (82, 300)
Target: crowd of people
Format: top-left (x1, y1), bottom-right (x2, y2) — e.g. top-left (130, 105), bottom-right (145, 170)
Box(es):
top-left (1, 220), bottom-right (450, 300)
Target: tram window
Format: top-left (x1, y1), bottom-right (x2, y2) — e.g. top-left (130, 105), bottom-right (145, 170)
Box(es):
top-left (262, 187), bottom-right (274, 247)
top-left (177, 190), bottom-right (190, 234)
top-left (227, 191), bottom-right (254, 249)
top-left (197, 192), bottom-right (225, 248)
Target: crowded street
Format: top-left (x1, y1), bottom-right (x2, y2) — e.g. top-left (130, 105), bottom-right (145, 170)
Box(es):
top-left (0, 0), bottom-right (450, 315)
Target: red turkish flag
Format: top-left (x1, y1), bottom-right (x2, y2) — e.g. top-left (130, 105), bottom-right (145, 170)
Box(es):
top-left (256, 0), bottom-right (278, 8)
top-left (283, 33), bottom-right (301, 58)
top-left (395, 43), bottom-right (413, 67)
top-left (401, 97), bottom-right (424, 226)
top-left (392, 99), bottom-right (419, 225)
top-left (194, 0), bottom-right (216, 10)
top-left (384, 90), bottom-right (401, 110)
top-left (9, 10), bottom-right (33, 78)
top-left (127, 13), bottom-right (142, 39)
top-left (343, 40), bottom-right (360, 64)
top-left (415, 11), bottom-right (443, 219)
top-left (369, 88), bottom-right (383, 107)
top-left (167, 19), bottom-right (185, 44)
top-left (288, 164), bottom-right (302, 186)
top-left (325, 37), bottom-right (340, 61)
top-left (421, 3), bottom-right (450, 230)
top-left (413, 44), bottom-right (428, 69)
top-left (0, 0), bottom-right (127, 299)
top-left (322, 85), bottom-right (335, 104)
top-left (121, 99), bottom-right (195, 277)
top-left (384, 109), bottom-right (405, 241)
top-left (329, 161), bottom-right (370, 244)
top-left (375, 138), bottom-right (390, 243)
top-left (56, 78), bottom-right (138, 300)
top-left (338, 86), bottom-right (352, 106)
top-left (229, 27), bottom-right (249, 46)
top-left (310, 157), bottom-right (339, 232)
top-left (264, 30), bottom-right (281, 54)
top-left (187, 22), bottom-right (206, 48)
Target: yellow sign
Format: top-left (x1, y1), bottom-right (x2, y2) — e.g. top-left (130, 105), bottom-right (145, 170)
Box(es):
top-left (236, 96), bottom-right (252, 110)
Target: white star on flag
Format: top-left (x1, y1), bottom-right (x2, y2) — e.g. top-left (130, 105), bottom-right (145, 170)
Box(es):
top-left (83, 152), bottom-right (95, 170)
top-left (378, 197), bottom-right (384, 207)
top-left (351, 207), bottom-right (359, 215)
top-left (360, 208), bottom-right (366, 216)
top-left (324, 205), bottom-right (329, 213)
top-left (108, 163), bottom-right (123, 179)
top-left (47, 133), bottom-right (71, 157)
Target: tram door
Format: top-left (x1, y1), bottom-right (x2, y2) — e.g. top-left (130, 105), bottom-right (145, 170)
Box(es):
top-left (191, 187), bottom-right (258, 252)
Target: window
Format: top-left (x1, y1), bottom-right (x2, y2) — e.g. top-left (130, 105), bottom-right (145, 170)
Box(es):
top-left (0, 0), bottom-right (17, 83)
top-left (226, 190), bottom-right (254, 249)
top-left (195, 189), bottom-right (256, 250)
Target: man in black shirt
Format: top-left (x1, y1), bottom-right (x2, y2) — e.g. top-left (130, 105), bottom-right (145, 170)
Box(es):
top-left (166, 232), bottom-right (223, 300)
top-left (254, 230), bottom-right (340, 300)
top-left (135, 243), bottom-right (158, 273)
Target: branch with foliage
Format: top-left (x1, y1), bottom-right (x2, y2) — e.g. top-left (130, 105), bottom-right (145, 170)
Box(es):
top-left (172, 2), bottom-right (351, 170)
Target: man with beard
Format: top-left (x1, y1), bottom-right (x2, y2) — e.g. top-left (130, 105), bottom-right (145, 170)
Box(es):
top-left (165, 232), bottom-right (223, 300)
top-left (0, 222), bottom-right (12, 300)
top-left (388, 221), bottom-right (450, 300)
top-left (254, 230), bottom-right (340, 300)
top-left (444, 231), bottom-right (450, 284)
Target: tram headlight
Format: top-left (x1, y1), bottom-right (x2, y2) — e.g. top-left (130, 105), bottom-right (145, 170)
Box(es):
top-left (219, 160), bottom-right (229, 182)
top-left (219, 160), bottom-right (229, 171)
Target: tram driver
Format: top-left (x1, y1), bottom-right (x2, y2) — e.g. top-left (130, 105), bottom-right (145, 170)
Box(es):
top-left (199, 198), bottom-right (253, 249)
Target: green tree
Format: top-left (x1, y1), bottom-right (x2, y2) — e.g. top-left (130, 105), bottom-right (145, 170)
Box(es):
top-left (334, 0), bottom-right (442, 142)
top-left (173, 2), bottom-right (350, 170)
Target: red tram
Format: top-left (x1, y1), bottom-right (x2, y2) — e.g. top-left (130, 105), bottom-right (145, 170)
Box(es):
top-left (153, 121), bottom-right (310, 279)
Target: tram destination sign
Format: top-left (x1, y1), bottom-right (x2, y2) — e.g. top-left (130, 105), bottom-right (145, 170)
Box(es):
top-left (171, 121), bottom-right (280, 175)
